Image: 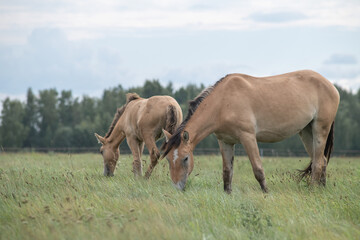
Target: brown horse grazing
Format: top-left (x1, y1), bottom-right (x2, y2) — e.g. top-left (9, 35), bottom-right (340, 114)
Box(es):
top-left (95, 93), bottom-right (182, 178)
top-left (162, 70), bottom-right (340, 193)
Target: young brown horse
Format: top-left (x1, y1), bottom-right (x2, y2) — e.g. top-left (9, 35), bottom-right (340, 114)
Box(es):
top-left (95, 93), bottom-right (182, 178)
top-left (162, 70), bottom-right (339, 193)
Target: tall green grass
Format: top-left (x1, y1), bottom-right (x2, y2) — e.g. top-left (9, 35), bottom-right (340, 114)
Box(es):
top-left (0, 153), bottom-right (359, 239)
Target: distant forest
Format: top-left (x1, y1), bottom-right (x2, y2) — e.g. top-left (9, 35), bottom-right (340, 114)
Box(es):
top-left (0, 79), bottom-right (359, 153)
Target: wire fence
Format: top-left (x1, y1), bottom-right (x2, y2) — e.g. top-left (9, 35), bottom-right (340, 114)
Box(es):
top-left (1, 147), bottom-right (360, 157)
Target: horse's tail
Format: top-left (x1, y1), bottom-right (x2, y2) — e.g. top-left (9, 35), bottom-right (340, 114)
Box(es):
top-left (324, 121), bottom-right (335, 163)
top-left (161, 105), bottom-right (178, 152)
top-left (298, 121), bottom-right (335, 180)
top-left (164, 105), bottom-right (178, 135)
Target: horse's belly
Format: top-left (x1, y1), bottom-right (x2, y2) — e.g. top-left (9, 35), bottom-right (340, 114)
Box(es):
top-left (255, 120), bottom-right (309, 143)
top-left (214, 132), bottom-right (239, 144)
top-left (256, 130), bottom-right (295, 143)
top-left (254, 105), bottom-right (315, 143)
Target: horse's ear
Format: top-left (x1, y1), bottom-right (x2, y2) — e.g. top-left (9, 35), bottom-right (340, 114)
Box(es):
top-left (94, 133), bottom-right (105, 145)
top-left (162, 129), bottom-right (172, 143)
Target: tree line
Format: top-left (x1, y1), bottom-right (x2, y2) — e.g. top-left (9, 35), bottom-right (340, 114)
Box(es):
top-left (0, 79), bottom-right (359, 152)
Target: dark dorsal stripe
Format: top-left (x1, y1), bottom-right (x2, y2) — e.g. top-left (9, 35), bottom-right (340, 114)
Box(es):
top-left (161, 76), bottom-right (227, 157)
top-left (105, 93), bottom-right (141, 138)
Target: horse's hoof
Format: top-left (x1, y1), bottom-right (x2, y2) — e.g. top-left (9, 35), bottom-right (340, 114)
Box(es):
top-left (224, 188), bottom-right (232, 194)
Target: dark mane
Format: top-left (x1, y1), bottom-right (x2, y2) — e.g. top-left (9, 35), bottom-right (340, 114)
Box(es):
top-left (105, 93), bottom-right (141, 138)
top-left (161, 76), bottom-right (226, 157)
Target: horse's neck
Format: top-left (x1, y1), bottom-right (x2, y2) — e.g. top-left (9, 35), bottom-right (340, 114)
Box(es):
top-left (107, 120), bottom-right (126, 147)
top-left (186, 101), bottom-right (219, 147)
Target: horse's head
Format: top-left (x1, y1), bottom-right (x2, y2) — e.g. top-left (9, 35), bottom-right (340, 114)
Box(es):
top-left (94, 133), bottom-right (120, 177)
top-left (162, 129), bottom-right (194, 191)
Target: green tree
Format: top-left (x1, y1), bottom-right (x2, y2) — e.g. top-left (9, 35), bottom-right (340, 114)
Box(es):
top-left (80, 96), bottom-right (97, 122)
top-left (174, 87), bottom-right (188, 104)
top-left (142, 79), bottom-right (164, 98)
top-left (100, 85), bottom-right (126, 116)
top-left (37, 89), bottom-right (59, 147)
top-left (96, 85), bottom-right (126, 136)
top-left (23, 88), bottom-right (38, 148)
top-left (71, 98), bottom-right (81, 127)
top-left (72, 121), bottom-right (97, 147)
top-left (186, 83), bottom-right (205, 99)
top-left (53, 126), bottom-right (73, 148)
top-left (0, 98), bottom-right (27, 147)
top-left (334, 85), bottom-right (359, 151)
top-left (58, 90), bottom-right (75, 127)
top-left (165, 82), bottom-right (173, 96)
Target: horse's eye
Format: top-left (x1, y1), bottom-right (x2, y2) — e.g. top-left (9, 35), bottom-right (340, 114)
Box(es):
top-left (100, 150), bottom-right (104, 155)
top-left (183, 156), bottom-right (188, 164)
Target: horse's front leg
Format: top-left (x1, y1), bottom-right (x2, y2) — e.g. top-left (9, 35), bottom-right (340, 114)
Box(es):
top-left (218, 140), bottom-right (235, 194)
top-left (126, 137), bottom-right (143, 177)
top-left (240, 133), bottom-right (268, 193)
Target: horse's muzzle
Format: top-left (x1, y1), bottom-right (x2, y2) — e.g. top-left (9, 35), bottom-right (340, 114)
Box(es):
top-left (172, 174), bottom-right (188, 191)
top-left (173, 181), bottom-right (186, 191)
top-left (103, 165), bottom-right (114, 177)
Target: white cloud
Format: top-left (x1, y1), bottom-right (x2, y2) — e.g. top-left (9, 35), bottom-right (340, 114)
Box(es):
top-left (248, 11), bottom-right (307, 23)
top-left (319, 53), bottom-right (360, 91)
top-left (1, 0), bottom-right (360, 43)
top-left (324, 54), bottom-right (357, 65)
top-left (334, 75), bottom-right (360, 92)
top-left (0, 0), bottom-right (359, 105)
top-left (0, 28), bottom-right (129, 95)
top-left (160, 62), bottom-right (253, 90)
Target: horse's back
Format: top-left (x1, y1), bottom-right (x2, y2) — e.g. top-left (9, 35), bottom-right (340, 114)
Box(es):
top-left (224, 70), bottom-right (339, 109)
top-left (143, 95), bottom-right (182, 119)
top-left (226, 70), bottom-right (335, 93)
top-left (216, 70), bottom-right (339, 142)
top-left (126, 96), bottom-right (182, 138)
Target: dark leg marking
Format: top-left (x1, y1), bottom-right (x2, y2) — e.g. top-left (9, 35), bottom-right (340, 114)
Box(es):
top-left (254, 168), bottom-right (268, 193)
top-left (223, 156), bottom-right (234, 194)
top-left (223, 169), bottom-right (232, 194)
top-left (144, 147), bottom-right (160, 179)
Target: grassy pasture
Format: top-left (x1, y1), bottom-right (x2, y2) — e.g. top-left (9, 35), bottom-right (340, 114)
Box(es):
top-left (0, 153), bottom-right (359, 240)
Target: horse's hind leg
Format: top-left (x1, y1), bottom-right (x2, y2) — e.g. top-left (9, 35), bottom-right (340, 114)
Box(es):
top-left (311, 121), bottom-right (332, 185)
top-left (299, 122), bottom-right (328, 185)
top-left (144, 137), bottom-right (160, 179)
top-left (299, 124), bottom-right (314, 178)
top-left (218, 140), bottom-right (234, 194)
top-left (299, 123), bottom-right (313, 154)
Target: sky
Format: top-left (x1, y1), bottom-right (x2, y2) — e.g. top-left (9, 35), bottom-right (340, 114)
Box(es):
top-left (0, 0), bottom-right (360, 106)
